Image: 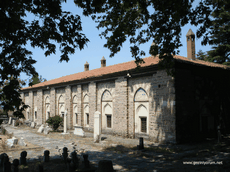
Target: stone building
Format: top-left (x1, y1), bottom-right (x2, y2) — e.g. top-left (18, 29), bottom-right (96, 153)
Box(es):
top-left (20, 30), bottom-right (230, 143)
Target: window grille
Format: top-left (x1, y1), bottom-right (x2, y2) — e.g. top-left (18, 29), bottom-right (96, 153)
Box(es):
top-left (86, 113), bottom-right (89, 125)
top-left (35, 111), bottom-right (37, 119)
top-left (141, 117), bottom-right (147, 133)
top-left (106, 115), bottom-right (111, 128)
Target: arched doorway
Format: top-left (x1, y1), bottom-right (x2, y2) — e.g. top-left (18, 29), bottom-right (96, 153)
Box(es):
top-left (134, 88), bottom-right (149, 134)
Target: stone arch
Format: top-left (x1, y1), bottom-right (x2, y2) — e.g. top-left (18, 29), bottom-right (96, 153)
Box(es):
top-left (101, 90), bottom-right (112, 102)
top-left (134, 88), bottom-right (148, 102)
top-left (73, 104), bottom-right (78, 126)
top-left (134, 88), bottom-right (149, 134)
top-left (84, 105), bottom-right (89, 126)
top-left (102, 90), bottom-right (113, 130)
top-left (59, 95), bottom-right (64, 103)
top-left (45, 96), bottom-right (50, 104)
top-left (73, 95), bottom-right (77, 103)
top-left (83, 94), bottom-right (89, 103)
top-left (45, 96), bottom-right (50, 120)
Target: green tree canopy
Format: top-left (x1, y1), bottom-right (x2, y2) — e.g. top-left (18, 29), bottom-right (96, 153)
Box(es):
top-left (0, 0), bottom-right (229, 117)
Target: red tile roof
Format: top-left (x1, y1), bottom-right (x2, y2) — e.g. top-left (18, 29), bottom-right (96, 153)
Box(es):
top-left (21, 55), bottom-right (230, 91)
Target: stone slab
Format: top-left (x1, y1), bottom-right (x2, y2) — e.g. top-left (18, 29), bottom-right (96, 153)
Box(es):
top-left (73, 125), bottom-right (85, 136)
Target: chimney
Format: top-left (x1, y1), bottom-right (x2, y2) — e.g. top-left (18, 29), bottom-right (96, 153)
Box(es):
top-left (186, 29), bottom-right (196, 60)
top-left (84, 61), bottom-right (89, 71)
top-left (101, 56), bottom-right (106, 67)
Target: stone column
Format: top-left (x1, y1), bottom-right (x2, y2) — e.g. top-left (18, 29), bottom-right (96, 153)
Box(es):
top-left (94, 111), bottom-right (101, 143)
top-left (62, 110), bottom-right (69, 135)
top-left (29, 91), bottom-right (33, 121)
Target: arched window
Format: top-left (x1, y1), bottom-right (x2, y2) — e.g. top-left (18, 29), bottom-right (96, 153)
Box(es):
top-left (59, 95), bottom-right (65, 117)
top-left (101, 90), bottom-right (113, 129)
top-left (134, 88), bottom-right (149, 134)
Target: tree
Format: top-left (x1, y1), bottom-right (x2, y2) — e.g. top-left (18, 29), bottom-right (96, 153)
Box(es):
top-left (0, 0), bottom-right (89, 117)
top-left (29, 75), bottom-right (47, 85)
top-left (1, 0), bottom-right (229, 118)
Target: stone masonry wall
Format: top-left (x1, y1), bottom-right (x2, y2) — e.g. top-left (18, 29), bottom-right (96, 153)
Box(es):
top-left (89, 82), bottom-right (96, 131)
top-left (65, 85), bottom-right (72, 129)
top-left (113, 77), bottom-right (128, 137)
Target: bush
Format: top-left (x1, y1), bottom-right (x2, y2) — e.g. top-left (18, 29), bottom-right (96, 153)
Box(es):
top-left (46, 115), bottom-right (63, 131)
top-left (15, 119), bottom-right (23, 126)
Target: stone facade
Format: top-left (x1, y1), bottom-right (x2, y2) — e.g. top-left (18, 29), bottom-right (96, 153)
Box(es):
top-left (20, 69), bottom-right (176, 143)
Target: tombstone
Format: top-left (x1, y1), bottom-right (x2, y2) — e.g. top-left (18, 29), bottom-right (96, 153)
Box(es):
top-left (6, 137), bottom-right (18, 148)
top-left (12, 120), bottom-right (16, 127)
top-left (137, 137), bottom-right (144, 150)
top-left (70, 151), bottom-right (78, 169)
top-left (43, 150), bottom-right (50, 162)
top-left (94, 111), bottom-right (101, 143)
top-left (73, 125), bottom-right (85, 136)
top-left (12, 159), bottom-right (19, 172)
top-left (62, 110), bottom-right (69, 135)
top-left (38, 164), bottom-right (44, 172)
top-left (18, 137), bottom-right (27, 146)
top-left (62, 147), bottom-right (68, 164)
top-left (0, 153), bottom-right (7, 167)
top-left (19, 151), bottom-right (27, 165)
top-left (66, 158), bottom-right (71, 172)
top-left (96, 160), bottom-right (114, 172)
top-left (83, 154), bottom-right (90, 168)
top-left (43, 127), bottom-right (51, 135)
top-left (8, 117), bottom-right (12, 125)
top-left (30, 122), bottom-right (35, 128)
top-left (37, 124), bottom-right (44, 133)
top-left (3, 155), bottom-right (11, 172)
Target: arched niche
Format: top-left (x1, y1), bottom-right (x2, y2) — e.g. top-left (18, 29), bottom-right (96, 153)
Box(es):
top-left (83, 94), bottom-right (89, 103)
top-left (134, 88), bottom-right (149, 134)
top-left (102, 90), bottom-right (112, 102)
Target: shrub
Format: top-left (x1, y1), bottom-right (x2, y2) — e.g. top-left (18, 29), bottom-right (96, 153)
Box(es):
top-left (46, 115), bottom-right (63, 131)
top-left (15, 119), bottom-right (23, 126)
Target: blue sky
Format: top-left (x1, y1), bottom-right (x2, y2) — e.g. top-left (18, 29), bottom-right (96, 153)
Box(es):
top-left (20, 0), bottom-right (212, 85)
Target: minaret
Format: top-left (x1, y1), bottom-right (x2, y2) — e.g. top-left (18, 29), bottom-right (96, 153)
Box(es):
top-left (186, 29), bottom-right (196, 60)
top-left (84, 61), bottom-right (89, 71)
top-left (101, 56), bottom-right (106, 67)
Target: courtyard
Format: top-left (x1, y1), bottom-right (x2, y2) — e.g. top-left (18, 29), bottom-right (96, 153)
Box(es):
top-left (0, 123), bottom-right (229, 171)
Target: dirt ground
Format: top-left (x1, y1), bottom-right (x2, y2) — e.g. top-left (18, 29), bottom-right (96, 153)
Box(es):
top-left (1, 124), bottom-right (230, 171)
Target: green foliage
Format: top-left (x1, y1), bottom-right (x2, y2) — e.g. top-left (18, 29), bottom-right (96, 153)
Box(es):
top-left (29, 75), bottom-right (47, 85)
top-left (1, 0), bottom-right (230, 116)
top-left (45, 115), bottom-right (63, 131)
top-left (0, 0), bottom-right (89, 116)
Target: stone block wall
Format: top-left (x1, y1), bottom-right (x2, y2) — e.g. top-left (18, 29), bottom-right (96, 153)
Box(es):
top-left (113, 77), bottom-right (128, 137)
top-left (89, 82), bottom-right (96, 131)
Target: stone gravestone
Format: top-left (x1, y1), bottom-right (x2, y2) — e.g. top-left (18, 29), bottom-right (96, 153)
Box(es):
top-left (43, 150), bottom-right (50, 162)
top-left (73, 125), bottom-right (85, 137)
top-left (18, 137), bottom-right (27, 146)
top-left (62, 147), bottom-right (68, 164)
top-left (12, 159), bottom-right (19, 172)
top-left (94, 111), bottom-right (101, 143)
top-left (96, 160), bottom-right (115, 172)
top-left (37, 124), bottom-right (44, 133)
top-left (70, 151), bottom-right (78, 170)
top-left (12, 119), bottom-right (16, 127)
top-left (6, 137), bottom-right (18, 148)
top-left (44, 126), bottom-right (52, 135)
top-left (62, 110), bottom-right (69, 135)
top-left (20, 151), bottom-right (27, 165)
top-left (30, 122), bottom-right (35, 128)
top-left (3, 155), bottom-right (11, 172)
top-left (8, 117), bottom-right (12, 125)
